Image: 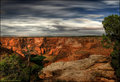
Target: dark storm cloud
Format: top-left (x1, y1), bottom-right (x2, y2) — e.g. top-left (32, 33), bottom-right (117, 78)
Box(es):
top-left (1, 0), bottom-right (119, 18)
top-left (1, 0), bottom-right (119, 36)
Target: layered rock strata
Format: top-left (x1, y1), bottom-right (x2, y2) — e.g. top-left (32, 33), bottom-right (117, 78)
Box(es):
top-left (0, 37), bottom-right (112, 61)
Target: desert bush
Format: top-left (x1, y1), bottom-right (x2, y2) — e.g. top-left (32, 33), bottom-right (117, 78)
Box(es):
top-left (30, 55), bottom-right (46, 74)
top-left (29, 55), bottom-right (46, 81)
top-left (0, 54), bottom-right (29, 81)
top-left (30, 55), bottom-right (46, 66)
top-left (0, 54), bottom-right (46, 81)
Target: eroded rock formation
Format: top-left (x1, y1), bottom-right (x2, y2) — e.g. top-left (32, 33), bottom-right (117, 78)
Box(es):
top-left (39, 55), bottom-right (116, 82)
top-left (0, 37), bottom-right (112, 61)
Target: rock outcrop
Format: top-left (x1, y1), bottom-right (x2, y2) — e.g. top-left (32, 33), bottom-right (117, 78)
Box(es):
top-left (39, 55), bottom-right (116, 82)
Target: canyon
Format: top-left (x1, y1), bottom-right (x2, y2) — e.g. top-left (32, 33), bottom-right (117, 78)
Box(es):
top-left (0, 37), bottom-right (116, 82)
top-left (0, 37), bottom-right (112, 62)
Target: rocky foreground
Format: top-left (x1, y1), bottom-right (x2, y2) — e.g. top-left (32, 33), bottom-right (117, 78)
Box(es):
top-left (39, 55), bottom-right (116, 82)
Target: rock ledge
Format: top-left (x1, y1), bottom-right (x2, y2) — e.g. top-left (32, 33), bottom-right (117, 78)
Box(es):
top-left (39, 55), bottom-right (116, 82)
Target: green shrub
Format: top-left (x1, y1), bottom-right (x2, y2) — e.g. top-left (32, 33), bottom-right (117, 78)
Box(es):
top-left (116, 68), bottom-right (120, 78)
top-left (29, 55), bottom-right (46, 81)
top-left (0, 52), bottom-right (46, 81)
top-left (30, 55), bottom-right (46, 66)
top-left (0, 54), bottom-right (29, 81)
top-left (110, 43), bottom-right (120, 79)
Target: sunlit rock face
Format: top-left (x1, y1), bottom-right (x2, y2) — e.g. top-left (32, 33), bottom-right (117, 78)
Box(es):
top-left (39, 55), bottom-right (116, 82)
top-left (0, 37), bottom-right (112, 61)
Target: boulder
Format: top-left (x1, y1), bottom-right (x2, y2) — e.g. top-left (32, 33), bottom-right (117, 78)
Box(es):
top-left (39, 55), bottom-right (116, 82)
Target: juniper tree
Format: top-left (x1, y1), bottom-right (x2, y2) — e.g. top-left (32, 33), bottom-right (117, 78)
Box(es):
top-left (102, 14), bottom-right (120, 80)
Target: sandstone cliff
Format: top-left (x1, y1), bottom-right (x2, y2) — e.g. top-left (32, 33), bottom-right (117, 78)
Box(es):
top-left (0, 37), bottom-right (112, 62)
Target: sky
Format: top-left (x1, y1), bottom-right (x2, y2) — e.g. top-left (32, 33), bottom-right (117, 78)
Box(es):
top-left (1, 0), bottom-right (120, 36)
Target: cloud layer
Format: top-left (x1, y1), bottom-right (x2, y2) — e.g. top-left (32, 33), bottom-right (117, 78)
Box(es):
top-left (1, 0), bottom-right (119, 36)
